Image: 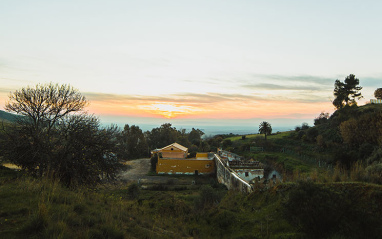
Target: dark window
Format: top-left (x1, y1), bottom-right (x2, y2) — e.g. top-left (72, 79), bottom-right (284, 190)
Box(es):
top-left (245, 172), bottom-right (249, 177)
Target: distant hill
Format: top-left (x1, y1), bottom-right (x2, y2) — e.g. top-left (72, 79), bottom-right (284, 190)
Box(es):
top-left (0, 110), bottom-right (20, 122)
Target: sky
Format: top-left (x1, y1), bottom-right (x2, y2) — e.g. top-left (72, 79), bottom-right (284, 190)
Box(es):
top-left (1, 0), bottom-right (382, 133)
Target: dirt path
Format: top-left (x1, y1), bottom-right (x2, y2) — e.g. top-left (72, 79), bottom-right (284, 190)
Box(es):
top-left (118, 158), bottom-right (175, 184)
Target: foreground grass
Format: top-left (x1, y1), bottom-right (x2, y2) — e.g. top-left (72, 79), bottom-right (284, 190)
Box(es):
top-left (0, 166), bottom-right (297, 239)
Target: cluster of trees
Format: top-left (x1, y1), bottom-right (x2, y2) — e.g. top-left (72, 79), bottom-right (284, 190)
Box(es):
top-left (116, 124), bottom-right (148, 160)
top-left (144, 123), bottom-right (206, 155)
top-left (290, 122), bottom-right (319, 143)
top-left (305, 74), bottom-right (382, 172)
top-left (115, 123), bottom-right (209, 160)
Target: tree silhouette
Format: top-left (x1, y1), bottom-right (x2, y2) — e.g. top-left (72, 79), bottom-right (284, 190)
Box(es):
top-left (333, 74), bottom-right (363, 109)
top-left (374, 88), bottom-right (382, 100)
top-left (117, 124), bottom-right (148, 160)
top-left (259, 121), bottom-right (272, 140)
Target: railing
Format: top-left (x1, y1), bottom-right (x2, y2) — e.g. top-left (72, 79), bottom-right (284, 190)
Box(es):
top-left (370, 99), bottom-right (382, 104)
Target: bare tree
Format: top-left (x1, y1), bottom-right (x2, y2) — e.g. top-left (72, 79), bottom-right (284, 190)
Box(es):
top-left (2, 83), bottom-right (120, 186)
top-left (5, 83), bottom-right (88, 134)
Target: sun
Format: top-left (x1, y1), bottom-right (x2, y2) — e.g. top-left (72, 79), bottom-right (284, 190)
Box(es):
top-left (140, 103), bottom-right (198, 119)
top-left (150, 104), bottom-right (187, 118)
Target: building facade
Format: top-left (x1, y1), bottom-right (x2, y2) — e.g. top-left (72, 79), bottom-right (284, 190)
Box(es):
top-left (155, 143), bottom-right (215, 175)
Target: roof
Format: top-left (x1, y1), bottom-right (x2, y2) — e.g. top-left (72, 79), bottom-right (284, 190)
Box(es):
top-left (161, 142), bottom-right (188, 152)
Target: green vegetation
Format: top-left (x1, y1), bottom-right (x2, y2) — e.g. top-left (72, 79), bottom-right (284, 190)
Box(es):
top-left (0, 110), bottom-right (20, 123)
top-left (145, 124), bottom-right (206, 156)
top-left (2, 166), bottom-right (382, 238)
top-left (116, 124), bottom-right (149, 160)
top-left (219, 103), bottom-right (382, 184)
top-left (374, 88), bottom-right (382, 99)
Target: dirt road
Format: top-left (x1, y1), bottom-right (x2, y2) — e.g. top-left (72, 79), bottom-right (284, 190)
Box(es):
top-left (118, 158), bottom-right (176, 184)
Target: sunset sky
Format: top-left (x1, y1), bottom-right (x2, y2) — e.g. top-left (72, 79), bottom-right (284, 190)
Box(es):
top-left (1, 1), bottom-right (382, 132)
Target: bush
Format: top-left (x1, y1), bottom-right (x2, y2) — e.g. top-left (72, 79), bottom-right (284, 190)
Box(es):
top-left (306, 127), bottom-right (318, 142)
top-left (283, 181), bottom-right (382, 238)
top-left (366, 163), bottom-right (382, 184)
top-left (195, 185), bottom-right (222, 209)
top-left (366, 148), bottom-right (382, 165)
top-left (283, 181), bottom-right (344, 238)
top-left (150, 153), bottom-right (158, 172)
top-left (301, 123), bottom-right (310, 130)
top-left (127, 183), bottom-right (140, 200)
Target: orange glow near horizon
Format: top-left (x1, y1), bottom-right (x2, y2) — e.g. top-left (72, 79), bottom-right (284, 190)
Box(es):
top-left (85, 95), bottom-right (335, 121)
top-left (139, 103), bottom-right (202, 119)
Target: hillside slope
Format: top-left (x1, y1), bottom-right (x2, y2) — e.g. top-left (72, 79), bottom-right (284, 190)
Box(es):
top-left (0, 110), bottom-right (19, 123)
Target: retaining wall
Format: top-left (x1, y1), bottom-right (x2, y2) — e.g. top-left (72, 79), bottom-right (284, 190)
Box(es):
top-left (214, 154), bottom-right (253, 193)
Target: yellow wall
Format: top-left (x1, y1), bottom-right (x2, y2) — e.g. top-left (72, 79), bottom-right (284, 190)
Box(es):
top-left (156, 158), bottom-right (215, 175)
top-left (161, 148), bottom-right (187, 159)
top-left (162, 152), bottom-right (185, 159)
top-left (196, 153), bottom-right (208, 158)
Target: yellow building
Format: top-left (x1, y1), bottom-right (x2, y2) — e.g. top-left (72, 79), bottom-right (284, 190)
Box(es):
top-left (159, 142), bottom-right (188, 159)
top-left (155, 143), bottom-right (215, 175)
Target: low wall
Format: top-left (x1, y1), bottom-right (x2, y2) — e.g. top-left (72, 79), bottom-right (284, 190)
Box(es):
top-left (214, 154), bottom-right (253, 193)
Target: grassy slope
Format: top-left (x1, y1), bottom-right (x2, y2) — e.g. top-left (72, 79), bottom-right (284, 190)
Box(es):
top-left (2, 166), bottom-right (382, 238)
top-left (0, 166), bottom-right (297, 239)
top-left (0, 110), bottom-right (19, 123)
top-left (226, 131), bottom-right (320, 174)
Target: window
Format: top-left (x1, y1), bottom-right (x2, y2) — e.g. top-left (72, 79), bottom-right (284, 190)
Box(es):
top-left (245, 172), bottom-right (249, 177)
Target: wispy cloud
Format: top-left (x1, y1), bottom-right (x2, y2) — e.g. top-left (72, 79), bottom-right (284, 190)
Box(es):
top-left (242, 83), bottom-right (328, 91)
top-left (240, 74), bottom-right (334, 91)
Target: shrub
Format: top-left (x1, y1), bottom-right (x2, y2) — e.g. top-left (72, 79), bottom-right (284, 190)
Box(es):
top-left (366, 148), bottom-right (382, 165)
top-left (283, 181), bottom-right (344, 238)
top-left (127, 183), bottom-right (140, 200)
top-left (195, 185), bottom-right (222, 209)
top-left (150, 153), bottom-right (158, 172)
top-left (222, 139), bottom-right (233, 149)
top-left (365, 163), bottom-right (382, 184)
top-left (306, 127), bottom-right (319, 142)
top-left (283, 181), bottom-right (382, 238)
top-left (301, 123), bottom-right (310, 130)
